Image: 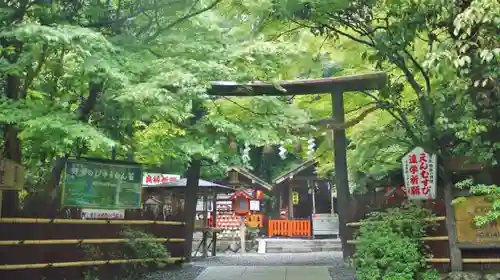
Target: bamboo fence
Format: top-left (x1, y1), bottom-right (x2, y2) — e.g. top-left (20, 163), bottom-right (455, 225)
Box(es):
top-left (346, 215), bottom-right (500, 265)
top-left (0, 257), bottom-right (184, 270)
top-left (0, 218), bottom-right (185, 225)
top-left (0, 217), bottom-right (186, 271)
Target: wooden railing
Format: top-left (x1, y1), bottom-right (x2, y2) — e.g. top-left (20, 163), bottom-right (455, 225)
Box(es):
top-left (268, 219), bottom-right (311, 237)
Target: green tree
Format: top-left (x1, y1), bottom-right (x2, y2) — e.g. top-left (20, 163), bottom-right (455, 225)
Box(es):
top-left (255, 0), bottom-right (499, 271)
top-left (1, 1), bottom-right (319, 217)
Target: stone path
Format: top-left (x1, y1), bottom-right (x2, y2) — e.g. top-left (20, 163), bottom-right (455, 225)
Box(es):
top-left (192, 252), bottom-right (355, 280)
top-left (194, 266), bottom-right (331, 280)
top-left (143, 252), bottom-right (355, 280)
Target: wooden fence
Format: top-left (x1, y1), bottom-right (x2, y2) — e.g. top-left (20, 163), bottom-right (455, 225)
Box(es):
top-left (268, 219), bottom-right (311, 237)
top-left (346, 191), bottom-right (500, 272)
top-left (0, 213), bottom-right (185, 280)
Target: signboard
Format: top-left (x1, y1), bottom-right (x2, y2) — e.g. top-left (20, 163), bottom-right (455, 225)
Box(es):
top-left (196, 198), bottom-right (213, 212)
top-left (62, 160), bottom-right (142, 209)
top-left (245, 188), bottom-right (255, 197)
top-left (216, 200), bottom-right (232, 212)
top-left (455, 196), bottom-right (500, 244)
top-left (81, 209), bottom-right (125, 219)
top-left (142, 173), bottom-right (180, 186)
top-left (0, 158), bottom-right (24, 190)
top-left (312, 213), bottom-right (339, 236)
top-left (292, 191), bottom-right (299, 205)
top-left (250, 200), bottom-right (260, 211)
top-left (402, 147), bottom-right (437, 200)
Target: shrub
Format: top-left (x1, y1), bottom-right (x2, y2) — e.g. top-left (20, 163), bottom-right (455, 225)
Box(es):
top-left (352, 202), bottom-right (437, 280)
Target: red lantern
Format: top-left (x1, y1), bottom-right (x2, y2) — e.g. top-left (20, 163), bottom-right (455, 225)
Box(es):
top-left (256, 190), bottom-right (263, 200)
top-left (230, 190), bottom-right (253, 216)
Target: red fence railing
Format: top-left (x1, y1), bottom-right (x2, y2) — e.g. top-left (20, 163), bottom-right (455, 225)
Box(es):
top-left (268, 219), bottom-right (311, 237)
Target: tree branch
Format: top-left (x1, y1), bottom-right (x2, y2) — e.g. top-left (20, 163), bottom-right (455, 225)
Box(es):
top-left (145, 0), bottom-right (223, 43)
top-left (402, 48), bottom-right (432, 97)
top-left (266, 26), bottom-right (302, 41)
top-left (22, 44), bottom-right (49, 98)
top-left (358, 90), bottom-right (421, 145)
top-left (220, 96), bottom-right (267, 116)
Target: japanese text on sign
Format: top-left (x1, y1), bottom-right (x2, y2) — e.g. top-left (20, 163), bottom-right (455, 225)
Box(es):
top-left (402, 147), bottom-right (437, 200)
top-left (142, 173), bottom-right (180, 185)
top-left (81, 209), bottom-right (125, 220)
top-left (68, 163), bottom-right (138, 182)
top-left (62, 160), bottom-right (142, 210)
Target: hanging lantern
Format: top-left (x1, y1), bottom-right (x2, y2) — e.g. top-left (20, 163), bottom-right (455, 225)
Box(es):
top-left (228, 169), bottom-right (239, 185)
top-left (229, 137), bottom-right (237, 152)
top-left (294, 143), bottom-right (303, 153)
top-left (263, 145), bottom-right (273, 154)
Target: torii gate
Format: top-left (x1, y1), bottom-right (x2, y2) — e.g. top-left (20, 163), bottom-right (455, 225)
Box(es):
top-left (207, 72), bottom-right (387, 259)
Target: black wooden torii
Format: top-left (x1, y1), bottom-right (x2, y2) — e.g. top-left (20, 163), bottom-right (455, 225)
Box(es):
top-left (207, 72), bottom-right (387, 259)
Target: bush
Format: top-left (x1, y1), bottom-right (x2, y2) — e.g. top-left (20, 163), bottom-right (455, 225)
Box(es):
top-left (79, 227), bottom-right (170, 280)
top-left (120, 227), bottom-right (170, 259)
top-left (352, 202), bottom-right (437, 280)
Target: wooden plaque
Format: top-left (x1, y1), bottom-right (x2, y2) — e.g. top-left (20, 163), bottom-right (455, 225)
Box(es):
top-left (454, 196), bottom-right (500, 245)
top-left (0, 158), bottom-right (24, 190)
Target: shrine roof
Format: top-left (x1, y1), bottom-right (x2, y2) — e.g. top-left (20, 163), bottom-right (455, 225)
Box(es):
top-left (227, 166), bottom-right (272, 192)
top-left (273, 158), bottom-right (318, 185)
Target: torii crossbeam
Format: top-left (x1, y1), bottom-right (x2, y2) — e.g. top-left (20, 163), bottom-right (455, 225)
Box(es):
top-left (207, 72), bottom-right (388, 259)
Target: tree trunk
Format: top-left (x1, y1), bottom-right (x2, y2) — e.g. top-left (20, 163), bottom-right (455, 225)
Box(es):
top-left (1, 73), bottom-right (22, 217)
top-left (443, 180), bottom-right (463, 271)
top-left (183, 159), bottom-right (201, 261)
top-left (45, 81), bottom-right (102, 205)
top-left (1, 126), bottom-right (22, 217)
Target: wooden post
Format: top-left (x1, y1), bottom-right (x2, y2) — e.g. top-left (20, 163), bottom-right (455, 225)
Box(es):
top-left (183, 159), bottom-right (201, 262)
top-left (0, 191), bottom-right (3, 218)
top-left (202, 192), bottom-right (208, 258)
top-left (309, 180), bottom-right (316, 214)
top-left (240, 215), bottom-right (246, 254)
top-left (211, 194), bottom-right (217, 256)
top-left (331, 91), bottom-right (353, 260)
top-left (444, 181), bottom-right (463, 271)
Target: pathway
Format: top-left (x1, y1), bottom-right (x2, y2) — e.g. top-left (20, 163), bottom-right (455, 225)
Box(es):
top-left (192, 252), bottom-right (355, 280)
top-left (143, 252), bottom-right (355, 280)
top-left (195, 266), bottom-right (331, 280)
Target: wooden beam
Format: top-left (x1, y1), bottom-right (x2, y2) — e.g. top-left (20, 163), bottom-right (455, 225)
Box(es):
top-left (208, 72), bottom-right (387, 96)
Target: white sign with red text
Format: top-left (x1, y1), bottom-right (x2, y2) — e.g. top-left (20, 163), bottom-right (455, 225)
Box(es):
top-left (81, 209), bottom-right (125, 220)
top-left (142, 173), bottom-right (180, 186)
top-left (402, 147), bottom-right (437, 200)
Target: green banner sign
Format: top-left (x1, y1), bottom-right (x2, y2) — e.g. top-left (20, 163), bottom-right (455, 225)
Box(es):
top-left (61, 159), bottom-right (142, 210)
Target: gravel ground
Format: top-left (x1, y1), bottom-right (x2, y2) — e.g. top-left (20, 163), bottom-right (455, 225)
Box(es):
top-left (142, 264), bottom-right (206, 280)
top-left (142, 252), bottom-right (355, 280)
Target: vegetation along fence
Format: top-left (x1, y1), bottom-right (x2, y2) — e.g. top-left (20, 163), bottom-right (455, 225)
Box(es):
top-left (346, 191), bottom-right (500, 272)
top-left (0, 217), bottom-right (185, 280)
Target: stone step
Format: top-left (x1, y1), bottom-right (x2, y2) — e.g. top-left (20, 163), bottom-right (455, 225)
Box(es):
top-left (262, 238), bottom-right (342, 253)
